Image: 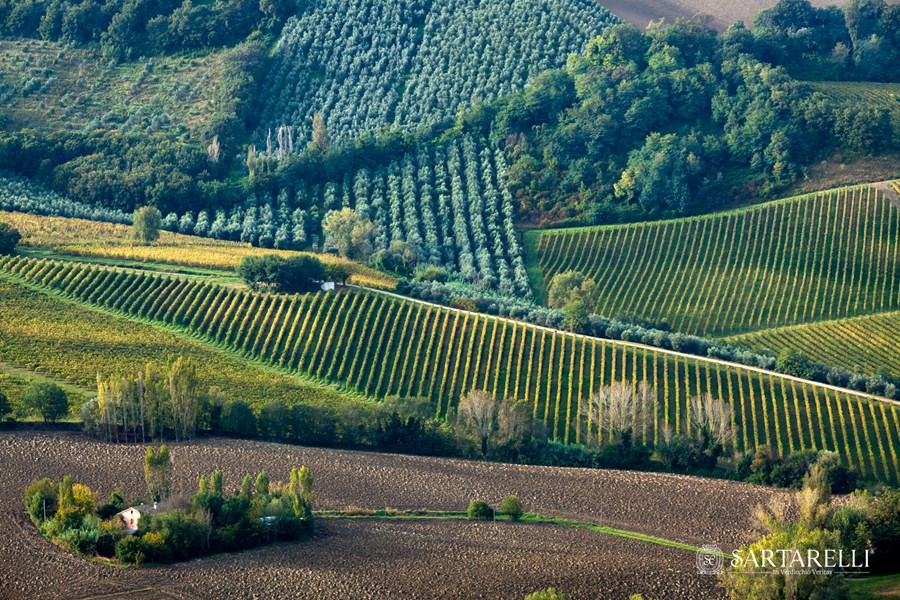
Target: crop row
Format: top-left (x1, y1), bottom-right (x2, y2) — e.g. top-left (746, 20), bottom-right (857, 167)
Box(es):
top-left (3, 255), bottom-right (898, 484)
top-left (728, 311), bottom-right (900, 379)
top-left (258, 0), bottom-right (615, 143)
top-left (534, 185), bottom-right (900, 336)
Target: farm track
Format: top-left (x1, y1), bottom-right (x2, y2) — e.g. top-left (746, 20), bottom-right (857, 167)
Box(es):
top-left (0, 432), bottom-right (778, 599)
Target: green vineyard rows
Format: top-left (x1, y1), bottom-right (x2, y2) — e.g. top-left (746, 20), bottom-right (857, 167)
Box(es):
top-left (728, 311), bottom-right (900, 379)
top-left (2, 255), bottom-right (899, 485)
top-left (532, 185), bottom-right (900, 336)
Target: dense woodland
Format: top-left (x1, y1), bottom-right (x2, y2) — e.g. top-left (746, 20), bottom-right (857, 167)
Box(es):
top-left (0, 0), bottom-right (895, 229)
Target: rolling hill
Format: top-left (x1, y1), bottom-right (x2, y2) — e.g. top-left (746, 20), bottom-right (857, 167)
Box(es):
top-left (257, 0), bottom-right (617, 144)
top-left (3, 254), bottom-right (898, 484)
top-left (728, 311), bottom-right (900, 380)
top-left (528, 184), bottom-right (900, 337)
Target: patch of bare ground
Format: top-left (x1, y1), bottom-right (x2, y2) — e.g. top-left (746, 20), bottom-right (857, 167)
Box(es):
top-left (0, 432), bottom-right (781, 599)
top-left (601, 0), bottom-right (896, 32)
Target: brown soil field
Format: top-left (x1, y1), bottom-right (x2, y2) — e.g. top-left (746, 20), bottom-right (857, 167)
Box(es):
top-left (0, 432), bottom-right (782, 599)
top-left (602, 0), bottom-right (896, 32)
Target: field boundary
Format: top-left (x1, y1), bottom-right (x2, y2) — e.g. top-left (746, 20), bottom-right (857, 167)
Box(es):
top-left (0, 269), bottom-right (371, 406)
top-left (348, 284), bottom-right (900, 408)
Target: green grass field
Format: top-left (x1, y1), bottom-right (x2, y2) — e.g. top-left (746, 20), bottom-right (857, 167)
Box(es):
top-left (529, 185), bottom-right (900, 337)
top-left (4, 254), bottom-right (898, 484)
top-left (728, 311), bottom-right (900, 379)
top-left (0, 273), bottom-right (352, 415)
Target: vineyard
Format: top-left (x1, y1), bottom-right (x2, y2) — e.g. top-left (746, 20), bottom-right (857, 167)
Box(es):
top-left (3, 255), bottom-right (898, 485)
top-left (0, 39), bottom-right (223, 138)
top-left (258, 0), bottom-right (616, 143)
top-left (1, 135), bottom-right (527, 295)
top-left (728, 311), bottom-right (900, 379)
top-left (282, 137), bottom-right (531, 295)
top-left (0, 210), bottom-right (397, 289)
top-left (0, 276), bottom-right (348, 411)
top-left (530, 185), bottom-right (900, 336)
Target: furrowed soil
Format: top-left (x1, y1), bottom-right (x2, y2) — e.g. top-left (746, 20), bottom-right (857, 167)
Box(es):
top-left (0, 432), bottom-right (780, 599)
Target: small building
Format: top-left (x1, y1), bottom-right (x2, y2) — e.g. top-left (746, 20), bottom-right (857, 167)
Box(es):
top-left (321, 281), bottom-right (336, 291)
top-left (117, 503), bottom-right (161, 535)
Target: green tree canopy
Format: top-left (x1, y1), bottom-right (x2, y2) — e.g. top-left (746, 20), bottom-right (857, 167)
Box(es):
top-left (22, 381), bottom-right (68, 423)
top-left (547, 270), bottom-right (597, 309)
top-left (322, 208), bottom-right (375, 260)
top-left (0, 222), bottom-right (21, 255)
top-left (132, 206), bottom-right (163, 244)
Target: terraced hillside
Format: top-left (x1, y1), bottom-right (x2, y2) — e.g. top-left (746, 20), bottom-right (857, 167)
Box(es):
top-left (3, 255), bottom-right (898, 484)
top-left (258, 0), bottom-right (617, 143)
top-left (530, 185), bottom-right (900, 337)
top-left (728, 311), bottom-right (900, 379)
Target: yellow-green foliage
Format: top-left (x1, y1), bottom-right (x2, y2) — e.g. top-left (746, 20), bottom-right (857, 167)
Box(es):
top-left (531, 185), bottom-right (900, 336)
top-left (728, 311), bottom-right (900, 379)
top-left (4, 255), bottom-right (899, 485)
top-left (0, 210), bottom-right (397, 289)
top-left (0, 273), bottom-right (348, 410)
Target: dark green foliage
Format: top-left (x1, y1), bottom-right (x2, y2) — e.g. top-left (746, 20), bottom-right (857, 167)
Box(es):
top-left (0, 0), bottom-right (292, 61)
top-left (237, 254), bottom-right (324, 293)
top-left (526, 439), bottom-right (653, 471)
top-left (0, 389), bottom-right (11, 419)
top-left (777, 349), bottom-right (815, 380)
top-left (0, 222), bottom-right (21, 254)
top-left (467, 500), bottom-right (494, 520)
top-left (23, 478), bottom-right (58, 525)
top-left (115, 536), bottom-right (145, 565)
top-left (733, 447), bottom-right (859, 492)
top-left (219, 399), bottom-right (258, 436)
top-left (323, 263), bottom-right (351, 285)
top-left (132, 206), bottom-right (162, 244)
top-left (657, 434), bottom-right (721, 473)
top-left (751, 0), bottom-right (900, 82)
top-left (21, 381), bottom-right (68, 423)
top-left (499, 495), bottom-right (524, 521)
top-left (369, 241), bottom-right (419, 277)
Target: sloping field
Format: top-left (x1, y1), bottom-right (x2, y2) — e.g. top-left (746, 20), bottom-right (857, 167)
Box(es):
top-left (728, 311), bottom-right (900, 379)
top-left (530, 185), bottom-right (900, 337)
top-left (0, 275), bottom-right (348, 410)
top-left (259, 0), bottom-right (616, 142)
top-left (3, 255), bottom-right (898, 484)
top-left (0, 433), bottom-right (776, 599)
top-left (0, 39), bottom-right (223, 138)
top-left (0, 209), bottom-right (396, 289)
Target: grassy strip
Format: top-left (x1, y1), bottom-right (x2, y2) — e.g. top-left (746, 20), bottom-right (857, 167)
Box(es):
top-left (847, 573), bottom-right (900, 600)
top-left (0, 271), bottom-right (363, 410)
top-left (316, 509), bottom-right (710, 554)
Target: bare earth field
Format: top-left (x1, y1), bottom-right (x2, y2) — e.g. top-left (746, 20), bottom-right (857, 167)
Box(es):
top-left (602, 0), bottom-right (887, 31)
top-left (0, 432), bottom-right (781, 599)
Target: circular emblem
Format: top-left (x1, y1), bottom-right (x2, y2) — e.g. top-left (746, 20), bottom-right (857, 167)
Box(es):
top-left (696, 544), bottom-right (725, 575)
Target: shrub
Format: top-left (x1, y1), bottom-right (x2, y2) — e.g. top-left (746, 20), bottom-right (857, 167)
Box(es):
top-left (58, 525), bottom-right (99, 555)
top-left (24, 478), bottom-right (58, 525)
top-left (467, 500), bottom-right (494, 520)
top-left (499, 495), bottom-right (524, 521)
top-left (525, 589), bottom-right (566, 600)
top-left (0, 222), bottom-right (21, 254)
top-left (115, 536), bottom-right (145, 565)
